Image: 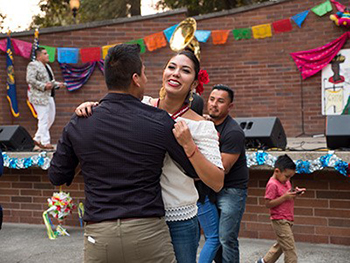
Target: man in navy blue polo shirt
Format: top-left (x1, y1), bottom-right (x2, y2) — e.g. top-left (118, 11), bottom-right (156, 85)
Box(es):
top-left (49, 44), bottom-right (197, 263)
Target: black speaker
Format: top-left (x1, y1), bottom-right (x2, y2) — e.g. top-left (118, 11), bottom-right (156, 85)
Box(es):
top-left (0, 125), bottom-right (34, 151)
top-left (234, 117), bottom-right (287, 150)
top-left (326, 115), bottom-right (350, 150)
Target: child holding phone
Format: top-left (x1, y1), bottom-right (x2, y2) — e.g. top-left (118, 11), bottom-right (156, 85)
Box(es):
top-left (256, 154), bottom-right (306, 263)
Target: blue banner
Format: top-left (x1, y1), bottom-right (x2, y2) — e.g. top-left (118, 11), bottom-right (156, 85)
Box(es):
top-left (57, 48), bottom-right (79, 64)
top-left (194, 30), bottom-right (211, 43)
top-left (6, 37), bottom-right (19, 117)
top-left (291, 10), bottom-right (310, 28)
top-left (163, 24), bottom-right (178, 42)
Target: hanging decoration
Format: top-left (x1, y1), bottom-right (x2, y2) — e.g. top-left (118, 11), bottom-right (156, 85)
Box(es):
top-left (57, 47), bottom-right (79, 63)
top-left (80, 47), bottom-right (101, 63)
top-left (125, 38), bottom-right (146, 53)
top-left (194, 30), bottom-right (211, 43)
top-left (252, 24), bottom-right (272, 39)
top-left (330, 8), bottom-right (350, 27)
top-left (40, 45), bottom-right (56, 63)
top-left (232, 28), bottom-right (251, 40)
top-left (246, 150), bottom-right (349, 177)
top-left (312, 0), bottom-right (333, 17)
top-left (11, 38), bottom-right (32, 59)
top-left (60, 60), bottom-right (104, 91)
top-left (212, 30), bottom-right (230, 45)
top-left (272, 19), bottom-right (293, 34)
top-left (163, 24), bottom-right (178, 42)
top-left (291, 10), bottom-right (310, 28)
top-left (331, 0), bottom-right (346, 12)
top-left (2, 152), bottom-right (51, 170)
top-left (290, 32), bottom-right (350, 79)
top-left (144, 32), bottom-right (167, 52)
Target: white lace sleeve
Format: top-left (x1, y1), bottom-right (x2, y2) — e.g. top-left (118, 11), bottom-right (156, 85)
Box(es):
top-left (182, 119), bottom-right (223, 169)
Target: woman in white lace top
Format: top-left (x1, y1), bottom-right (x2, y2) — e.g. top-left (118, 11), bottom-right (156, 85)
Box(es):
top-left (75, 50), bottom-right (224, 263)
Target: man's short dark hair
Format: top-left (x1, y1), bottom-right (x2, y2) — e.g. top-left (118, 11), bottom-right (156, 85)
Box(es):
top-left (212, 84), bottom-right (234, 102)
top-left (104, 44), bottom-right (142, 91)
top-left (274, 154), bottom-right (296, 172)
top-left (35, 47), bottom-right (46, 58)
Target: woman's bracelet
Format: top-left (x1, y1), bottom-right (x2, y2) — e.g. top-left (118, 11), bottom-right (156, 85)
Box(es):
top-left (187, 146), bottom-right (198, 158)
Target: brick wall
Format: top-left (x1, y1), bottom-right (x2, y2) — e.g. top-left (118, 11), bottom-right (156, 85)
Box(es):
top-left (243, 169), bottom-right (350, 246)
top-left (1, 0), bottom-right (350, 141)
top-left (1, 167), bottom-right (350, 246)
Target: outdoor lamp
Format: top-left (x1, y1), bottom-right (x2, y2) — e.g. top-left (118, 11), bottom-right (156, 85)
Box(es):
top-left (69, 0), bottom-right (80, 23)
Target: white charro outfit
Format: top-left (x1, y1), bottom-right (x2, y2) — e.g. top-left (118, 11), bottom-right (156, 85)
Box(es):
top-left (142, 96), bottom-right (223, 221)
top-left (26, 60), bottom-right (58, 145)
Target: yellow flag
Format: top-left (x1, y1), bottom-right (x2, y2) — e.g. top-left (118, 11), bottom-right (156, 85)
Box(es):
top-left (252, 24), bottom-right (272, 39)
top-left (102, 44), bottom-right (120, 59)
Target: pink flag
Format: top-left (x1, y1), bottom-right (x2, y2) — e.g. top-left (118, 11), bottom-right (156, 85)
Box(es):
top-left (0, 38), bottom-right (6, 52)
top-left (331, 0), bottom-right (346, 12)
top-left (290, 32), bottom-right (350, 79)
top-left (12, 39), bottom-right (32, 59)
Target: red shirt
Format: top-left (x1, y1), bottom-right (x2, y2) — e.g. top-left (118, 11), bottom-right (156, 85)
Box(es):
top-left (265, 177), bottom-right (294, 221)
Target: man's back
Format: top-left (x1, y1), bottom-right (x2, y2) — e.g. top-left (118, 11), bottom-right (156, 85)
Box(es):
top-left (49, 93), bottom-right (196, 222)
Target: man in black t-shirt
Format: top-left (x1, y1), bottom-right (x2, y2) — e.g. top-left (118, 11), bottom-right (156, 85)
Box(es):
top-left (208, 84), bottom-right (249, 263)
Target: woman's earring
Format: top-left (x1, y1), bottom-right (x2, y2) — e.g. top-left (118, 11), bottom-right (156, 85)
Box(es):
top-left (159, 86), bottom-right (166, 100)
top-left (189, 90), bottom-right (194, 105)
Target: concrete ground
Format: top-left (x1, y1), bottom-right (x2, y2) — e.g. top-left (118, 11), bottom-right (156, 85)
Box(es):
top-left (0, 223), bottom-right (349, 263)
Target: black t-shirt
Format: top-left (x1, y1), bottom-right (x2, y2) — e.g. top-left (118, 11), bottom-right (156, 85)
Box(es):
top-left (216, 115), bottom-right (249, 189)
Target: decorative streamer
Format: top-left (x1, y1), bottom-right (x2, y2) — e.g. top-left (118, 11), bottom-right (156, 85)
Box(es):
top-left (252, 24), bottom-right (272, 39)
top-left (272, 19), bottom-right (293, 34)
top-left (144, 32), bottom-right (167, 52)
top-left (80, 47), bottom-right (101, 63)
top-left (163, 24), bottom-right (178, 42)
top-left (291, 10), bottom-right (310, 28)
top-left (312, 0), bottom-right (333, 16)
top-left (194, 30), bottom-right (211, 43)
top-left (232, 28), bottom-right (251, 40)
top-left (11, 38), bottom-right (32, 59)
top-left (39, 45), bottom-right (56, 63)
top-left (290, 32), bottom-right (350, 79)
top-left (57, 47), bottom-right (79, 63)
top-left (60, 62), bottom-right (98, 91)
top-left (211, 30), bottom-right (230, 45)
top-left (125, 38), bottom-right (146, 54)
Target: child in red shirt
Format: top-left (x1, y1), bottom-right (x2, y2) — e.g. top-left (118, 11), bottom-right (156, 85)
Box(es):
top-left (256, 154), bottom-right (306, 263)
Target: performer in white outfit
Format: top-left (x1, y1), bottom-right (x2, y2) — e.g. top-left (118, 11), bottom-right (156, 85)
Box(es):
top-left (26, 47), bottom-right (65, 149)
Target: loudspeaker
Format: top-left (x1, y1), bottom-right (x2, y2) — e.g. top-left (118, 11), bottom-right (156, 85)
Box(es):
top-left (326, 115), bottom-right (350, 149)
top-left (234, 117), bottom-right (287, 150)
top-left (0, 125), bottom-right (34, 151)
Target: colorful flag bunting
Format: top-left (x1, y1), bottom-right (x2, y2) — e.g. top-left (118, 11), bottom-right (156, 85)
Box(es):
top-left (60, 62), bottom-right (103, 91)
top-left (57, 48), bottom-right (79, 63)
top-left (12, 38), bottom-right (32, 59)
top-left (80, 47), bottom-right (101, 63)
top-left (232, 28), bottom-right (251, 40)
top-left (126, 39), bottom-right (146, 54)
top-left (40, 45), bottom-right (56, 63)
top-left (211, 30), bottom-right (230, 45)
top-left (272, 19), bottom-right (293, 34)
top-left (252, 24), bottom-right (272, 39)
top-left (194, 30), bottom-right (211, 43)
top-left (102, 44), bottom-right (119, 59)
top-left (291, 10), bottom-right (310, 28)
top-left (312, 0), bottom-right (333, 16)
top-left (144, 32), bottom-right (167, 52)
top-left (331, 0), bottom-right (346, 12)
top-left (0, 39), bottom-right (6, 52)
top-left (6, 36), bottom-right (19, 117)
top-left (163, 24), bottom-right (178, 42)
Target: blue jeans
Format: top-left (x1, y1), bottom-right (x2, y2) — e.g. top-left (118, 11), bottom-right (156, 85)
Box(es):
top-left (197, 196), bottom-right (220, 263)
top-left (216, 187), bottom-right (247, 263)
top-left (166, 216), bottom-right (199, 263)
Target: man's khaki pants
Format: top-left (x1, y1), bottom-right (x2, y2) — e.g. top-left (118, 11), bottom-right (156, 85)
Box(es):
top-left (263, 219), bottom-right (297, 263)
top-left (84, 217), bottom-right (176, 263)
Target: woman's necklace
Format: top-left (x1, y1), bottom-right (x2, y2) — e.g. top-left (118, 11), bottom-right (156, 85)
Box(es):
top-left (155, 98), bottom-right (190, 120)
